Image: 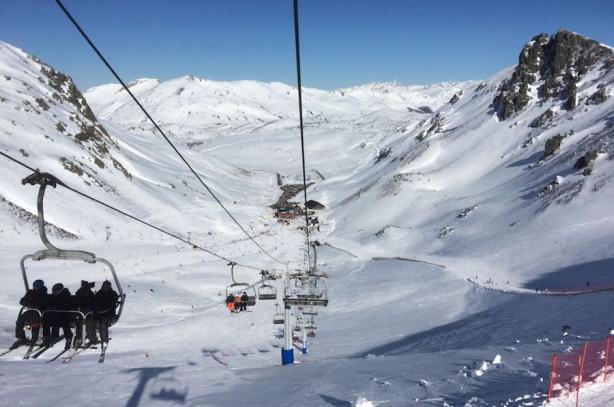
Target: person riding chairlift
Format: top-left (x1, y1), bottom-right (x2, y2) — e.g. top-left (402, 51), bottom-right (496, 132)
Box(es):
top-left (240, 292), bottom-right (249, 312)
top-left (226, 293), bottom-right (236, 313)
top-left (74, 280), bottom-right (98, 347)
top-left (234, 293), bottom-right (243, 312)
top-left (94, 280), bottom-right (119, 346)
top-left (45, 283), bottom-right (74, 350)
top-left (11, 279), bottom-right (47, 349)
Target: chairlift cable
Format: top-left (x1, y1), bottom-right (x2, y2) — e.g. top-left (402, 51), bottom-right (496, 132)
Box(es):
top-left (292, 0), bottom-right (312, 271)
top-left (52, 0), bottom-right (288, 267)
top-left (0, 151), bottom-right (267, 272)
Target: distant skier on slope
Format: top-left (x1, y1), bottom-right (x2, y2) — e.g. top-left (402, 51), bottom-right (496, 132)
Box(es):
top-left (94, 280), bottom-right (119, 345)
top-left (12, 279), bottom-right (47, 348)
top-left (45, 283), bottom-right (75, 349)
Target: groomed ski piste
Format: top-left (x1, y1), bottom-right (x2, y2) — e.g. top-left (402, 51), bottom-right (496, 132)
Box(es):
top-left (2, 27), bottom-right (614, 406)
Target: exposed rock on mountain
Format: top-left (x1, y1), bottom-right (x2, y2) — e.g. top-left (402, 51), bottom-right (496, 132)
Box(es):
top-left (492, 30), bottom-right (613, 120)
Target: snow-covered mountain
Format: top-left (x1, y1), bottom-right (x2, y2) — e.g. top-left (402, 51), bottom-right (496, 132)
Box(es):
top-left (85, 29), bottom-right (614, 288)
top-left (1, 29), bottom-right (614, 406)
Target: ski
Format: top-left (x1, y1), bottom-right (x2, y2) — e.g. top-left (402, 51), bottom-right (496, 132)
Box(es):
top-left (62, 342), bottom-right (95, 364)
top-left (30, 336), bottom-right (65, 359)
top-left (0, 340), bottom-right (30, 358)
top-left (23, 344), bottom-right (42, 360)
top-left (0, 345), bottom-right (23, 358)
top-left (46, 348), bottom-right (69, 363)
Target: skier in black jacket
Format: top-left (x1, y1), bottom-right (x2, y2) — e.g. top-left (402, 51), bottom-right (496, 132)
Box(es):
top-left (74, 280), bottom-right (97, 346)
top-left (94, 280), bottom-right (119, 344)
top-left (44, 283), bottom-right (74, 349)
top-left (12, 279), bottom-right (47, 348)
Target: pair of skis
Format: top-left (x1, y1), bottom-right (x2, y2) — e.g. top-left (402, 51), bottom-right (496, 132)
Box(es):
top-left (48, 341), bottom-right (108, 364)
top-left (1, 339), bottom-right (108, 363)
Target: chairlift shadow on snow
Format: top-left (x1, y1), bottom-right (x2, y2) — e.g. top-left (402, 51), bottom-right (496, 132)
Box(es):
top-left (122, 366), bottom-right (186, 407)
top-left (319, 394), bottom-right (352, 407)
top-left (202, 348), bottom-right (228, 367)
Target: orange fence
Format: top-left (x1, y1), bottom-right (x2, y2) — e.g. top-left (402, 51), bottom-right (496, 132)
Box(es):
top-left (547, 336), bottom-right (613, 406)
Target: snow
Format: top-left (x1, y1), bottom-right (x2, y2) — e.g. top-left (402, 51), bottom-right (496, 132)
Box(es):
top-left (1, 36), bottom-right (614, 406)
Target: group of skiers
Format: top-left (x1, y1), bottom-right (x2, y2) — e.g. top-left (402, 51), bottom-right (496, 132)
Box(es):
top-left (13, 278), bottom-right (119, 350)
top-left (225, 292), bottom-right (249, 313)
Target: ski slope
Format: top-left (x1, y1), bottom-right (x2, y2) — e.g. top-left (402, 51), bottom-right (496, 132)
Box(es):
top-left (1, 30), bottom-right (614, 406)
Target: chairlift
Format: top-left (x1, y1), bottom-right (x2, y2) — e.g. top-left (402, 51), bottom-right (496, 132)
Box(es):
top-left (302, 306), bottom-right (318, 316)
top-left (257, 273), bottom-right (277, 300)
top-left (273, 303), bottom-right (284, 325)
top-left (19, 173), bottom-right (126, 326)
top-left (284, 275), bottom-right (328, 307)
top-left (225, 262), bottom-right (256, 305)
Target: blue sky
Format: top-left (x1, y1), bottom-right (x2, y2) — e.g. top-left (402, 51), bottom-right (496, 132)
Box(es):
top-left (2, 0), bottom-right (613, 90)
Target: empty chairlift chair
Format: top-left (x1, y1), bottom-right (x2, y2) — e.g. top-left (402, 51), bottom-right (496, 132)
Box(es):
top-left (258, 282), bottom-right (277, 301)
top-left (273, 303), bottom-right (285, 325)
top-left (284, 275), bottom-right (328, 307)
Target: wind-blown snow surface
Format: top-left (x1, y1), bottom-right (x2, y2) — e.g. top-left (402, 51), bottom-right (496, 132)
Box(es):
top-left (1, 34), bottom-right (614, 406)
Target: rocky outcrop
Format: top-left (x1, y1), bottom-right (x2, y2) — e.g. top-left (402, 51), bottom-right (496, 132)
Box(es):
top-left (492, 30), bottom-right (614, 120)
top-left (529, 109), bottom-right (555, 128)
top-left (39, 64), bottom-right (132, 180)
top-left (416, 113), bottom-right (445, 141)
top-left (543, 134), bottom-right (564, 159)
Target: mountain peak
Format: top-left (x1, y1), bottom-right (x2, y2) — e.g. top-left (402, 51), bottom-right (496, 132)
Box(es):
top-left (493, 30), bottom-right (613, 120)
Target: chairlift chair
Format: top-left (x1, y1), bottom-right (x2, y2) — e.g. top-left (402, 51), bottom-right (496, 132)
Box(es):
top-left (302, 306), bottom-right (318, 316)
top-left (257, 277), bottom-right (277, 300)
top-left (19, 173), bottom-right (126, 326)
top-left (273, 303), bottom-right (284, 325)
top-left (225, 262), bottom-right (256, 305)
top-left (284, 275), bottom-right (328, 307)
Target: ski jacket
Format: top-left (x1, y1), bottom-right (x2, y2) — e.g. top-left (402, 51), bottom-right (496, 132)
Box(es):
top-left (241, 293), bottom-right (248, 303)
top-left (47, 288), bottom-right (73, 310)
top-left (19, 289), bottom-right (47, 311)
top-left (75, 287), bottom-right (95, 311)
top-left (94, 289), bottom-right (119, 316)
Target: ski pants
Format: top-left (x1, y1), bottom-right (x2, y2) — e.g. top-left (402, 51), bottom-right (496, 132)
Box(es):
top-left (15, 309), bottom-right (41, 341)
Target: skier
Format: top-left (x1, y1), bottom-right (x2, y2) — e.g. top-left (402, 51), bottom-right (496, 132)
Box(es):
top-left (74, 280), bottom-right (97, 346)
top-left (94, 280), bottom-right (119, 345)
top-left (12, 279), bottom-right (47, 348)
top-left (240, 292), bottom-right (249, 312)
top-left (226, 293), bottom-right (236, 313)
top-left (44, 283), bottom-right (74, 349)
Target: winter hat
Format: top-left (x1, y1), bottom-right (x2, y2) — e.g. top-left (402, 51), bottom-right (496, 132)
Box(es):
top-left (52, 283), bottom-right (64, 294)
top-left (102, 280), bottom-right (112, 289)
top-left (81, 280), bottom-right (95, 288)
top-left (33, 279), bottom-right (45, 290)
